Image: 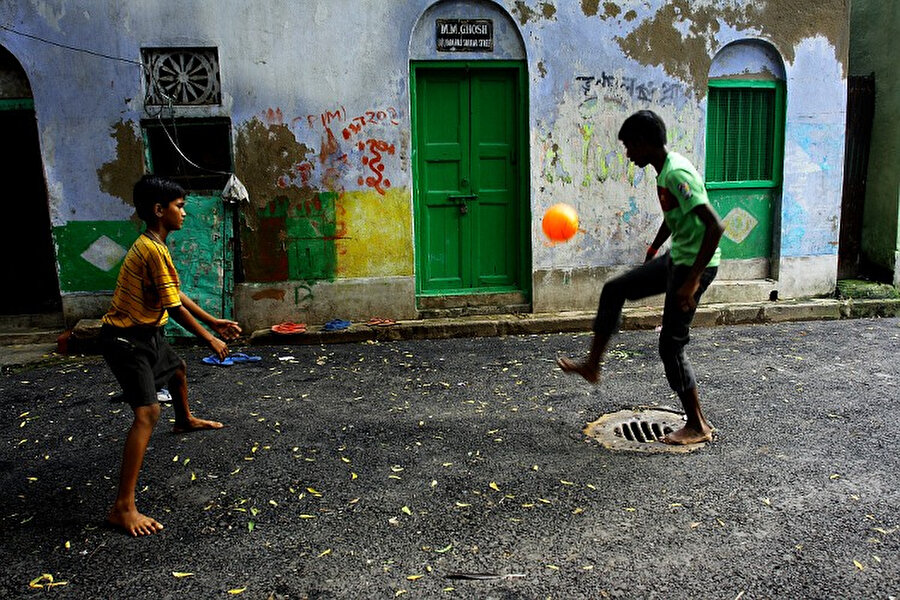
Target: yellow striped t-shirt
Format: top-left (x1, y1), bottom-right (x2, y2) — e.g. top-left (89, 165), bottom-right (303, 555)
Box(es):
top-left (101, 233), bottom-right (182, 328)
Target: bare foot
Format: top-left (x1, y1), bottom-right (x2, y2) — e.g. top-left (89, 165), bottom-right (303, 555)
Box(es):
top-left (556, 357), bottom-right (600, 384)
top-left (661, 425), bottom-right (713, 445)
top-left (107, 507), bottom-right (164, 537)
top-left (173, 417), bottom-right (224, 433)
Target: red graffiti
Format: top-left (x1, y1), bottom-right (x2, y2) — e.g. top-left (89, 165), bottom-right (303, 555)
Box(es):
top-left (264, 107), bottom-right (284, 125)
top-left (342, 108), bottom-right (400, 139)
top-left (356, 139), bottom-right (395, 195)
top-left (299, 106), bottom-right (347, 129)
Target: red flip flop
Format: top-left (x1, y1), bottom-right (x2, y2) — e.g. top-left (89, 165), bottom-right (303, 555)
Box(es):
top-left (366, 317), bottom-right (397, 327)
top-left (271, 321), bottom-right (307, 334)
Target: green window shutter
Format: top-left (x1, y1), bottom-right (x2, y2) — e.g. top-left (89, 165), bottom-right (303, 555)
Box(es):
top-left (706, 81), bottom-right (783, 186)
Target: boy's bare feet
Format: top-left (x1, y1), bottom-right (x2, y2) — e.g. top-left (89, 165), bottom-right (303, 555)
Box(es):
top-left (556, 357), bottom-right (600, 384)
top-left (107, 506), bottom-right (164, 537)
top-left (173, 417), bottom-right (223, 433)
top-left (661, 424), bottom-right (713, 445)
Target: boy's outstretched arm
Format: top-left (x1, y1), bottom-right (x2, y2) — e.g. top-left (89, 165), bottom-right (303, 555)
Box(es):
top-left (676, 203), bottom-right (724, 311)
top-left (178, 291), bottom-right (242, 340)
top-left (645, 221), bottom-right (671, 262)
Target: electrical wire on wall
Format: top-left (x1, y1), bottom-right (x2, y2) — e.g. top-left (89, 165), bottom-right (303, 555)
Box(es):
top-left (0, 24), bottom-right (248, 203)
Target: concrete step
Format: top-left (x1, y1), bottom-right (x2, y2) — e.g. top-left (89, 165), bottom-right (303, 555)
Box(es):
top-left (0, 312), bottom-right (65, 332)
top-left (704, 279), bottom-right (778, 304)
top-left (0, 330), bottom-right (62, 346)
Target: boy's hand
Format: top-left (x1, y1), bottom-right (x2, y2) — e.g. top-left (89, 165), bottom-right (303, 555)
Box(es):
top-left (676, 277), bottom-right (700, 312)
top-left (208, 336), bottom-right (229, 360)
top-left (212, 319), bottom-right (242, 341)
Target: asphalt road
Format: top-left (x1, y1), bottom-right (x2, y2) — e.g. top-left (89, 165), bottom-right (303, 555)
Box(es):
top-left (1, 318), bottom-right (898, 599)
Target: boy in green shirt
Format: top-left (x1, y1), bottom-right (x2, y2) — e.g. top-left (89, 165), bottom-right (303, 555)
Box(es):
top-left (558, 110), bottom-right (724, 445)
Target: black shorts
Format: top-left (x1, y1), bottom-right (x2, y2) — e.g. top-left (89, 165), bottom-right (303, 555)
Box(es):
top-left (101, 325), bottom-right (183, 407)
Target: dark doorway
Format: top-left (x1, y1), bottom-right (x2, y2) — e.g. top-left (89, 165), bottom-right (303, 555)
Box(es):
top-left (0, 45), bottom-right (60, 314)
top-left (838, 74), bottom-right (875, 279)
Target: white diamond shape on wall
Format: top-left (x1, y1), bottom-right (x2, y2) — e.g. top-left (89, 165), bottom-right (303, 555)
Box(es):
top-left (81, 235), bottom-right (127, 272)
top-left (722, 207), bottom-right (758, 245)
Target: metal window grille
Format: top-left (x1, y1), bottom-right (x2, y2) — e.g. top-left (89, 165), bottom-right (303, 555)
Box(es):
top-left (706, 86), bottom-right (776, 183)
top-left (142, 47), bottom-right (221, 106)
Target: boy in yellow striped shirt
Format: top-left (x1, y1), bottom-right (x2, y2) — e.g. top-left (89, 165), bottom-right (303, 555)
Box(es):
top-left (101, 175), bottom-right (241, 536)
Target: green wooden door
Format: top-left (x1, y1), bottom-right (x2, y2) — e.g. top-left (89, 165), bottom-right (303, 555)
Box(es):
top-left (705, 80), bottom-right (784, 276)
top-left (165, 194), bottom-right (234, 337)
top-left (413, 64), bottom-right (525, 295)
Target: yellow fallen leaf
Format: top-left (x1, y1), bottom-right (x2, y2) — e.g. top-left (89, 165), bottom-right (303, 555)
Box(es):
top-left (172, 572), bottom-right (194, 578)
top-left (624, 507), bottom-right (636, 512)
top-left (318, 549), bottom-right (332, 557)
top-left (341, 456), bottom-right (351, 463)
top-left (560, 480), bottom-right (574, 486)
top-left (227, 588), bottom-right (247, 594)
top-left (64, 541), bottom-right (71, 549)
top-left (853, 560), bottom-right (864, 571)
top-left (391, 465), bottom-right (404, 472)
top-left (406, 574), bottom-right (424, 581)
top-left (435, 543), bottom-right (453, 553)
top-left (401, 506), bottom-right (412, 515)
top-left (299, 514), bottom-right (316, 519)
top-left (190, 472), bottom-right (197, 481)
top-left (351, 472), bottom-right (358, 480)
top-left (455, 502), bottom-right (471, 507)
top-left (546, 564), bottom-right (560, 570)
top-left (761, 498), bottom-right (771, 506)
top-left (830, 474), bottom-right (840, 480)
top-left (307, 487), bottom-right (321, 495)
top-left (29, 574), bottom-right (68, 589)
top-left (395, 591), bottom-right (407, 597)
top-left (173, 455), bottom-right (179, 462)
top-left (489, 482), bottom-right (501, 492)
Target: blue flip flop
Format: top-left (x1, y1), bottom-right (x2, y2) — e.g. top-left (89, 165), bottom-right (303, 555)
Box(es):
top-left (322, 319), bottom-right (351, 331)
top-left (229, 352), bottom-right (262, 363)
top-left (202, 355), bottom-right (234, 366)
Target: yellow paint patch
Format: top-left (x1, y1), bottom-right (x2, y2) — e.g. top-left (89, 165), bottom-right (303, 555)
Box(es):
top-left (336, 187), bottom-right (413, 278)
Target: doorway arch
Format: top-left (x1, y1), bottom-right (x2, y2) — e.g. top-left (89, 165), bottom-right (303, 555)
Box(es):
top-left (409, 1), bottom-right (531, 315)
top-left (0, 45), bottom-right (60, 314)
top-left (706, 39), bottom-right (786, 281)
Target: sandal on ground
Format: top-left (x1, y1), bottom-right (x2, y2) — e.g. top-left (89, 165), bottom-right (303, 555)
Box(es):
top-left (366, 317), bottom-right (397, 327)
top-left (322, 319), bottom-right (351, 331)
top-left (229, 352), bottom-right (261, 363)
top-left (202, 355), bottom-right (234, 367)
top-left (271, 321), bottom-right (307, 334)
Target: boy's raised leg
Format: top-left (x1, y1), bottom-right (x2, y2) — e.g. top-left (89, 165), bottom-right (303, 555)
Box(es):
top-left (662, 386), bottom-right (713, 445)
top-left (556, 333), bottom-right (610, 384)
top-left (108, 404), bottom-right (164, 536)
top-left (169, 363), bottom-right (223, 433)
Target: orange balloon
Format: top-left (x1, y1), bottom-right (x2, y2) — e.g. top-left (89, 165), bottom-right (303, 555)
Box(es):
top-left (542, 203), bottom-right (579, 242)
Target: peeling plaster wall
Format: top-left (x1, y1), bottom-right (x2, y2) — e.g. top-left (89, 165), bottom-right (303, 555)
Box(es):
top-left (520, 0), bottom-right (848, 307)
top-left (0, 0), bottom-right (849, 326)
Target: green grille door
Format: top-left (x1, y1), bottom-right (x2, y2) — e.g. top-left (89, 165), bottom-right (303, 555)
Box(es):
top-left (165, 194), bottom-right (234, 337)
top-left (413, 63), bottom-right (524, 295)
top-left (706, 80), bottom-right (784, 273)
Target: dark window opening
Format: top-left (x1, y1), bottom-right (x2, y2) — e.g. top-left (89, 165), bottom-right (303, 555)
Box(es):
top-left (142, 118), bottom-right (232, 191)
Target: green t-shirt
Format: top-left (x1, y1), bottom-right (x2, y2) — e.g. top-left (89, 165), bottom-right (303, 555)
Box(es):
top-left (656, 152), bottom-right (721, 268)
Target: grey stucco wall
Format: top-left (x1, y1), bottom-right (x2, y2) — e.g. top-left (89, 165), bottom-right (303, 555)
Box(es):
top-left (0, 0), bottom-right (851, 327)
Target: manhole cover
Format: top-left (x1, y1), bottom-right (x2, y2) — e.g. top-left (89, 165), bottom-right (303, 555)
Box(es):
top-left (584, 408), bottom-right (709, 454)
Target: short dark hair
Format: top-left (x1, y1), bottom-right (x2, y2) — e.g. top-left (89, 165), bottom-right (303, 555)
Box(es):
top-left (133, 175), bottom-right (185, 222)
top-left (618, 110), bottom-right (667, 147)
